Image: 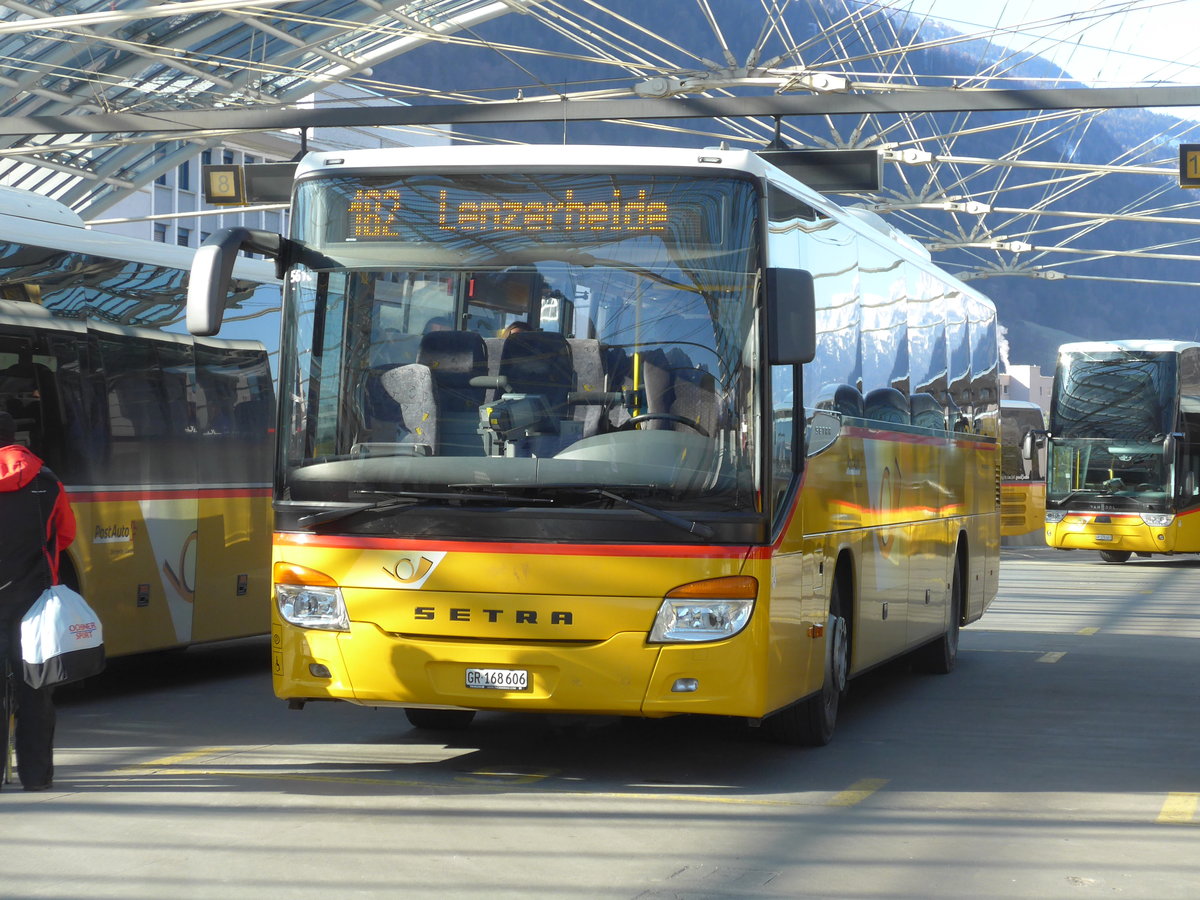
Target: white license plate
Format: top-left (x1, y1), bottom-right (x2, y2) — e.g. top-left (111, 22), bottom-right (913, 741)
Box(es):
top-left (465, 668), bottom-right (529, 691)
top-left (1094, 534), bottom-right (1114, 541)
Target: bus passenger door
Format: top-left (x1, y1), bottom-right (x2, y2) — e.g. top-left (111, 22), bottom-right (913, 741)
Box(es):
top-left (190, 344), bottom-right (274, 643)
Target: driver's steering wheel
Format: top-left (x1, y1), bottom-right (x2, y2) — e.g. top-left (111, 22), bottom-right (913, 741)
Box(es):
top-left (623, 413), bottom-right (709, 437)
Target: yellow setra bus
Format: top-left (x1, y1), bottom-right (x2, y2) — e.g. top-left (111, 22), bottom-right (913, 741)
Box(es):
top-left (189, 145), bottom-right (999, 744)
top-left (0, 188), bottom-right (279, 656)
top-left (1044, 340), bottom-right (1200, 563)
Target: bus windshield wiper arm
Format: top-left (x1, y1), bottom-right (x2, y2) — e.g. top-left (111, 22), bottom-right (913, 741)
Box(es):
top-left (296, 497), bottom-right (419, 528)
top-left (593, 488), bottom-right (715, 538)
top-left (509, 484), bottom-right (715, 539)
top-left (296, 488), bottom-right (551, 528)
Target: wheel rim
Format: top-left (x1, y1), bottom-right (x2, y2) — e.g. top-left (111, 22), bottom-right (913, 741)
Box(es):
top-left (829, 614), bottom-right (849, 693)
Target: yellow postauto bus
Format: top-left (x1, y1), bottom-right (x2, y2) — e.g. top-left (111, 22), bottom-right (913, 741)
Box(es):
top-left (1000, 399), bottom-right (1046, 538)
top-left (0, 187), bottom-right (279, 656)
top-left (189, 145), bottom-right (1000, 745)
top-left (1044, 340), bottom-right (1200, 563)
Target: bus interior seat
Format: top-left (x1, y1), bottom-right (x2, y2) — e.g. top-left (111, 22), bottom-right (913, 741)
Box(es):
top-left (418, 330), bottom-right (488, 455)
top-left (602, 346), bottom-right (633, 429)
top-left (498, 330), bottom-right (575, 420)
top-left (635, 348), bottom-right (674, 430)
top-left (379, 363), bottom-right (437, 451)
top-left (864, 387), bottom-right (911, 426)
top-left (669, 369), bottom-right (719, 436)
top-left (481, 337), bottom-right (503, 406)
top-left (662, 349), bottom-right (719, 437)
top-left (909, 392), bottom-right (946, 432)
top-left (362, 364), bottom-right (406, 440)
top-left (566, 338), bottom-right (607, 436)
top-left (815, 383), bottom-right (865, 418)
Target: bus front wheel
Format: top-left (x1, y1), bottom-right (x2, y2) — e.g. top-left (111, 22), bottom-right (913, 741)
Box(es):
top-left (1099, 550), bottom-right (1132, 564)
top-left (764, 579), bottom-right (849, 746)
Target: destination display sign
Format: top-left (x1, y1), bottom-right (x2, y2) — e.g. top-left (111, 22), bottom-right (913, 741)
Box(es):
top-left (347, 186), bottom-right (673, 241)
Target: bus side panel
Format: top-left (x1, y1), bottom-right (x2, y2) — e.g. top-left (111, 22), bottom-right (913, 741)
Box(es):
top-left (759, 547), bottom-right (825, 718)
top-left (190, 490), bottom-right (272, 643)
top-left (67, 493), bottom-right (196, 656)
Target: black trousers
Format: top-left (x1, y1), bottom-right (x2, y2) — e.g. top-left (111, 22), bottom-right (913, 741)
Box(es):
top-left (0, 604), bottom-right (56, 789)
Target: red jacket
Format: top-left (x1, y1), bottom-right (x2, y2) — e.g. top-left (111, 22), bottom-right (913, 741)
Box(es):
top-left (0, 444), bottom-right (76, 612)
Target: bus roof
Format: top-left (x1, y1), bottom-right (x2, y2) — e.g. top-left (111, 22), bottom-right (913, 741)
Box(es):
top-left (0, 187), bottom-right (277, 287)
top-left (1058, 339), bottom-right (1200, 356)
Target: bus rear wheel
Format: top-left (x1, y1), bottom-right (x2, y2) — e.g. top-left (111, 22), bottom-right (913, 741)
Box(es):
top-left (1099, 550), bottom-right (1132, 564)
top-left (404, 708), bottom-right (476, 731)
top-left (764, 580), bottom-right (849, 746)
top-left (912, 550), bottom-right (963, 675)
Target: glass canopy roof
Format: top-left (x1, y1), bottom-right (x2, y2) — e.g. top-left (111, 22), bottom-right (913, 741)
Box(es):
top-left (0, 0), bottom-right (533, 219)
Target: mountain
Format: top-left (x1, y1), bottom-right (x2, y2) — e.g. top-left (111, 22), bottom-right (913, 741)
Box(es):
top-left (372, 0), bottom-right (1200, 372)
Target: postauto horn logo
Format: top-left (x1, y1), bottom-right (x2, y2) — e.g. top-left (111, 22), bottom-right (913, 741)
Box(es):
top-left (382, 551), bottom-right (446, 589)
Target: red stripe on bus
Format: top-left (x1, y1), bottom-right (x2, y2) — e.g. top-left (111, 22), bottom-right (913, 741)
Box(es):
top-left (68, 487), bottom-right (271, 502)
top-left (274, 531), bottom-right (754, 559)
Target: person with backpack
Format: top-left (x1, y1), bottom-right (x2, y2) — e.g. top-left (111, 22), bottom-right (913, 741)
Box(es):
top-left (0, 410), bottom-right (75, 791)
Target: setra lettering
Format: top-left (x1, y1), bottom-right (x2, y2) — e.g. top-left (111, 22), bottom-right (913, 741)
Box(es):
top-left (411, 606), bottom-right (573, 625)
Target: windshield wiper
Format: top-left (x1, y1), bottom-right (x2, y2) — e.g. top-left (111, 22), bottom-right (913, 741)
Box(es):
top-left (294, 488), bottom-right (551, 529)
top-left (594, 488), bottom-right (714, 538)
top-left (483, 483), bottom-right (715, 539)
top-left (294, 496), bottom-right (420, 528)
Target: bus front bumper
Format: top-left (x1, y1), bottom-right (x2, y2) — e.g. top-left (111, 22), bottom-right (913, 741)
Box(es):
top-left (1046, 517), bottom-right (1176, 553)
top-left (272, 621), bottom-right (770, 719)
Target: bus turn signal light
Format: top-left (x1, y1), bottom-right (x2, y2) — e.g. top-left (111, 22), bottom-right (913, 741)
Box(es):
top-left (274, 562), bottom-right (338, 587)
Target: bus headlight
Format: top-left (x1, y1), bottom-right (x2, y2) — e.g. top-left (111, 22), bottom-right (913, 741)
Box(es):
top-left (1140, 513), bottom-right (1174, 527)
top-left (648, 576), bottom-right (756, 643)
top-left (275, 584), bottom-right (349, 631)
top-left (1044, 510), bottom-right (1067, 524)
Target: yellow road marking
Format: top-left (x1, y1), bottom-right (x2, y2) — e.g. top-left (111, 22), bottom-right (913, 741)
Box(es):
top-left (827, 778), bottom-right (888, 807)
top-left (1076, 627), bottom-right (1099, 635)
top-left (1036, 652), bottom-right (1066, 663)
top-left (101, 758), bottom-right (889, 810)
top-left (111, 747), bottom-right (232, 775)
top-left (1157, 793), bottom-right (1199, 825)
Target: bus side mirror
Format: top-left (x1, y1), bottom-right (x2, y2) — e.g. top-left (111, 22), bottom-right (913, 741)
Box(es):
top-left (765, 267), bottom-right (815, 365)
top-left (1021, 429), bottom-right (1047, 461)
top-left (188, 227), bottom-right (285, 336)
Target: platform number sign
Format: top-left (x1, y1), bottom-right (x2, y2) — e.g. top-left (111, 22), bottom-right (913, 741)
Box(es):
top-left (1180, 145), bottom-right (1200, 189)
top-left (202, 164), bottom-right (245, 205)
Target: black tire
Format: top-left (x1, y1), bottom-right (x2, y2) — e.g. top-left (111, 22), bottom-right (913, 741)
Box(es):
top-left (1099, 550), bottom-right (1132, 564)
top-left (764, 578), bottom-right (849, 746)
top-left (913, 551), bottom-right (963, 675)
top-left (404, 708), bottom-right (476, 731)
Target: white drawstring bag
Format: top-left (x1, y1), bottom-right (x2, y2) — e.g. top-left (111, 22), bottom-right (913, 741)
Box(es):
top-left (20, 584), bottom-right (105, 688)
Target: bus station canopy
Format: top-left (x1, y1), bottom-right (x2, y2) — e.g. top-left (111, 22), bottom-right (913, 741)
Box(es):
top-left (0, 0), bottom-right (534, 219)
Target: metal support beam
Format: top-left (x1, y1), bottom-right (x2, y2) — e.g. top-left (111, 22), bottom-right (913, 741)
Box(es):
top-left (1, 85), bottom-right (1199, 137)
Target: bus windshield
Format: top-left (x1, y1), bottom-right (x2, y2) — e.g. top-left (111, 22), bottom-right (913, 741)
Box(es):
top-left (1052, 350), bottom-right (1175, 440)
top-left (279, 172), bottom-right (761, 520)
top-left (1048, 349), bottom-right (1175, 505)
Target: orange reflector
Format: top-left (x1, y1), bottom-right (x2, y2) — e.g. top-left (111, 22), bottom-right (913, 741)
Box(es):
top-left (665, 575), bottom-right (758, 600)
top-left (273, 562), bottom-right (338, 587)
top-left (807, 623), bottom-right (825, 638)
